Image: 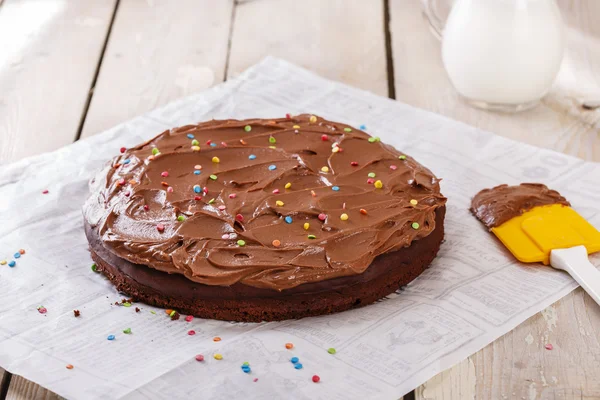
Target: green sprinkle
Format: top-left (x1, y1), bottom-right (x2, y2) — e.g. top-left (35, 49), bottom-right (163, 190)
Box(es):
top-left (368, 137), bottom-right (380, 143)
top-left (123, 302), bottom-right (131, 307)
top-left (169, 310), bottom-right (176, 317)
top-left (209, 174), bottom-right (217, 180)
top-left (344, 127), bottom-right (352, 132)
top-left (177, 215), bottom-right (186, 222)
top-left (152, 147), bottom-right (160, 155)
top-left (308, 234), bottom-right (316, 240)
top-left (269, 136), bottom-right (276, 144)
top-left (242, 362), bottom-right (249, 366)
top-left (191, 139), bottom-right (199, 146)
top-left (327, 347), bottom-right (336, 354)
top-left (91, 263), bottom-right (98, 272)
top-left (237, 240), bottom-right (246, 247)
top-left (244, 125), bottom-right (252, 132)
top-left (123, 328), bottom-right (132, 334)
top-left (150, 311), bottom-right (156, 315)
top-left (399, 155), bottom-right (406, 160)
top-left (411, 222), bottom-right (420, 229)
top-left (367, 172), bottom-right (376, 178)
top-left (208, 198), bottom-right (215, 204)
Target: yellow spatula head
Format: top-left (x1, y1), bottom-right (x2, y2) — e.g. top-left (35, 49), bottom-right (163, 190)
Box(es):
top-left (491, 204), bottom-right (600, 265)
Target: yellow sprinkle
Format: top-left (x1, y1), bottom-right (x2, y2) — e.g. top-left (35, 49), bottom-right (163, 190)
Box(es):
top-left (293, 125), bottom-right (300, 129)
top-left (268, 145), bottom-right (277, 149)
top-left (332, 147), bottom-right (340, 153)
top-left (214, 354), bottom-right (223, 360)
top-left (212, 156), bottom-right (220, 163)
top-left (275, 200), bottom-right (284, 207)
top-left (285, 182), bottom-right (292, 189)
top-left (374, 180), bottom-right (383, 189)
top-left (0, 260), bottom-right (6, 265)
top-left (303, 222), bottom-right (310, 230)
top-left (410, 199), bottom-right (418, 206)
top-left (321, 166), bottom-right (329, 172)
top-left (309, 115), bottom-right (317, 123)
top-left (340, 213), bottom-right (349, 221)
top-left (191, 146), bottom-right (200, 152)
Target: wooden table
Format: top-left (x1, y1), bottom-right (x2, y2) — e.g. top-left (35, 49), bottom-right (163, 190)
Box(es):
top-left (1, 1), bottom-right (599, 398)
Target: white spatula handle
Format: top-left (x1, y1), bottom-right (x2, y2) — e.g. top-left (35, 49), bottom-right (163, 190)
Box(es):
top-left (550, 245), bottom-right (600, 306)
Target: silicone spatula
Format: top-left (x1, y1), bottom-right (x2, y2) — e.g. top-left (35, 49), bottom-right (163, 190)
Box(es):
top-left (492, 204), bottom-right (600, 305)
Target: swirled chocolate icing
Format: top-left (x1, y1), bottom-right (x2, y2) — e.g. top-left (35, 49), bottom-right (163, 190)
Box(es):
top-left (84, 115), bottom-right (446, 290)
top-left (471, 183), bottom-right (570, 229)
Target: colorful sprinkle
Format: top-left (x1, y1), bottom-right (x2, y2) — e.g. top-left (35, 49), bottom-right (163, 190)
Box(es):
top-left (240, 139), bottom-right (247, 145)
top-left (410, 199), bottom-right (418, 205)
top-left (194, 185), bottom-right (201, 193)
top-left (285, 343), bottom-right (294, 349)
top-left (157, 224), bottom-right (165, 232)
top-left (268, 165), bottom-right (277, 171)
top-left (169, 310), bottom-right (176, 317)
top-left (177, 215), bottom-right (186, 222)
top-left (411, 222), bottom-right (420, 229)
top-left (340, 213), bottom-right (349, 221)
top-left (291, 357), bottom-right (299, 364)
top-left (308, 234), bottom-right (316, 240)
top-left (188, 330), bottom-right (196, 336)
top-left (191, 146), bottom-right (200, 151)
top-left (311, 190), bottom-right (317, 197)
top-left (152, 148), bottom-right (160, 155)
top-left (0, 260), bottom-right (6, 265)
top-left (191, 139), bottom-right (199, 146)
top-left (229, 193), bottom-right (237, 199)
top-left (368, 136), bottom-right (380, 143)
top-left (284, 182), bottom-right (292, 189)
top-left (91, 263), bottom-right (98, 272)
top-left (321, 166), bottom-right (329, 173)
top-left (236, 214), bottom-right (244, 222)
top-left (545, 344), bottom-right (553, 350)
top-left (66, 364), bottom-right (74, 370)
top-left (210, 143), bottom-right (217, 147)
top-left (194, 170), bottom-right (201, 175)
top-left (212, 156), bottom-right (220, 163)
top-left (214, 354), bottom-right (223, 360)
top-left (318, 213), bottom-right (326, 221)
top-left (187, 133), bottom-right (194, 139)
top-left (37, 306), bottom-right (46, 313)
top-left (309, 115), bottom-right (317, 123)
top-left (218, 205), bottom-right (226, 211)
top-left (213, 337), bottom-right (221, 342)
top-left (295, 363), bottom-right (303, 369)
top-left (194, 196), bottom-right (202, 201)
top-left (331, 146), bottom-right (340, 153)
top-left (209, 174), bottom-right (217, 180)
top-left (14, 252), bottom-right (21, 259)
top-left (244, 125), bottom-right (252, 132)
top-left (321, 134), bottom-right (328, 141)
top-left (293, 125), bottom-right (300, 129)
top-left (303, 223), bottom-right (310, 230)
top-left (312, 375), bottom-right (320, 383)
top-left (269, 136), bottom-right (276, 144)
top-left (344, 127), bottom-right (352, 132)
top-left (249, 154), bottom-right (257, 160)
top-left (237, 240), bottom-right (246, 247)
top-left (185, 315), bottom-right (193, 322)
top-left (390, 165), bottom-right (398, 171)
top-left (367, 172), bottom-right (376, 178)
top-left (42, 189), bottom-right (49, 194)
top-left (332, 186), bottom-right (340, 191)
top-left (123, 328), bottom-right (132, 334)
top-left (253, 378), bottom-right (258, 382)
top-left (123, 302), bottom-right (132, 307)
top-left (194, 164), bottom-right (202, 170)
top-left (360, 208), bottom-right (368, 215)
top-left (208, 198), bottom-right (215, 204)
top-left (374, 180), bottom-right (383, 189)
top-left (107, 335), bottom-right (115, 341)
top-left (367, 178), bottom-right (375, 185)
top-left (275, 200), bottom-right (284, 207)
top-left (350, 161), bottom-right (358, 166)
top-left (269, 145), bottom-right (276, 149)
top-left (8, 260), bottom-right (15, 267)
top-left (120, 147), bottom-right (126, 153)
top-left (285, 216), bottom-right (293, 224)
top-left (399, 155), bottom-right (407, 160)
top-left (327, 347), bottom-right (336, 354)
top-left (195, 354), bottom-right (204, 362)
top-left (272, 239), bottom-right (281, 247)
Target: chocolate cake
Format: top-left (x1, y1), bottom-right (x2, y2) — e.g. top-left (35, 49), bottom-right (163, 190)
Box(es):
top-left (83, 115), bottom-right (447, 321)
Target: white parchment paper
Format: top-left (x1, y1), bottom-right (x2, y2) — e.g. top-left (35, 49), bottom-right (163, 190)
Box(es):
top-left (1, 58), bottom-right (599, 400)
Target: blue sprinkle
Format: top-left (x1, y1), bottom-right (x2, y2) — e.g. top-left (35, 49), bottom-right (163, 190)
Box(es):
top-left (332, 186), bottom-right (340, 191)
top-left (285, 216), bottom-right (293, 224)
top-left (294, 363), bottom-right (303, 370)
top-left (14, 252), bottom-right (21, 259)
top-left (123, 159), bottom-right (131, 164)
top-left (187, 133), bottom-right (195, 139)
top-left (360, 124), bottom-right (366, 130)
top-left (268, 165), bottom-right (277, 171)
top-left (107, 335), bottom-right (115, 341)
top-left (194, 170), bottom-right (201, 175)
top-left (193, 186), bottom-right (201, 193)
top-left (242, 368), bottom-right (251, 374)
top-left (291, 357), bottom-right (299, 364)
top-left (210, 143), bottom-right (217, 147)
top-left (8, 260), bottom-right (16, 267)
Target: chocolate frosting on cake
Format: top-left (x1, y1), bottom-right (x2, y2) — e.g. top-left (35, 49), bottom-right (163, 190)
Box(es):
top-left (84, 115), bottom-right (446, 290)
top-left (471, 183), bottom-right (570, 229)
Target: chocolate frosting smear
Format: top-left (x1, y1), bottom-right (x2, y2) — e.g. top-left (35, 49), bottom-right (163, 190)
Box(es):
top-left (471, 183), bottom-right (570, 229)
top-left (84, 115), bottom-right (446, 290)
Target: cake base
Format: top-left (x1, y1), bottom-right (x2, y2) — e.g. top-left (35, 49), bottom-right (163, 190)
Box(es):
top-left (87, 207), bottom-right (445, 322)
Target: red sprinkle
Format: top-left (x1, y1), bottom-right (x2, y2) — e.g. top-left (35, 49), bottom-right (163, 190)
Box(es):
top-left (161, 171), bottom-right (169, 177)
top-left (157, 224), bottom-right (165, 232)
top-left (124, 191), bottom-right (131, 197)
top-left (206, 140), bottom-right (212, 145)
top-left (350, 161), bottom-right (358, 166)
top-left (37, 307), bottom-right (47, 314)
top-left (360, 209), bottom-right (368, 215)
top-left (285, 113), bottom-right (291, 119)
top-left (120, 147), bottom-right (126, 153)
top-left (253, 378), bottom-right (259, 382)
top-left (42, 189), bottom-right (49, 194)
top-left (318, 213), bottom-right (327, 221)
top-left (167, 187), bottom-right (174, 193)
top-left (221, 142), bottom-right (228, 147)
top-left (117, 178), bottom-right (126, 186)
top-left (143, 205), bottom-right (149, 211)
top-left (194, 196), bottom-right (202, 201)
top-left (236, 214), bottom-right (244, 222)
top-left (195, 354), bottom-right (204, 362)
top-left (161, 181), bottom-right (169, 187)
top-left (188, 330), bottom-right (196, 336)
top-left (390, 165), bottom-right (398, 171)
top-left (203, 187), bottom-right (208, 194)
top-left (240, 139), bottom-right (247, 145)
top-left (218, 205), bottom-right (226, 211)
top-left (321, 134), bottom-right (328, 141)
top-left (66, 364), bottom-right (74, 370)
top-left (312, 375), bottom-right (320, 383)
top-left (367, 178), bottom-right (375, 184)
top-left (185, 315), bottom-right (193, 322)
top-left (272, 189), bottom-right (280, 194)
top-left (18, 249), bottom-right (25, 255)
top-left (545, 344), bottom-right (553, 350)
top-left (229, 193), bottom-right (237, 199)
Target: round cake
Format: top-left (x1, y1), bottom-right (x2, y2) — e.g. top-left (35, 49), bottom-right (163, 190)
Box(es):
top-left (83, 114), bottom-right (447, 321)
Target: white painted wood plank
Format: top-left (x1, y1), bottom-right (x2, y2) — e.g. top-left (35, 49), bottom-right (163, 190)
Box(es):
top-left (390, 0), bottom-right (600, 161)
top-left (0, 0), bottom-right (117, 163)
top-left (227, 0), bottom-right (388, 96)
top-left (80, 0), bottom-right (233, 138)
